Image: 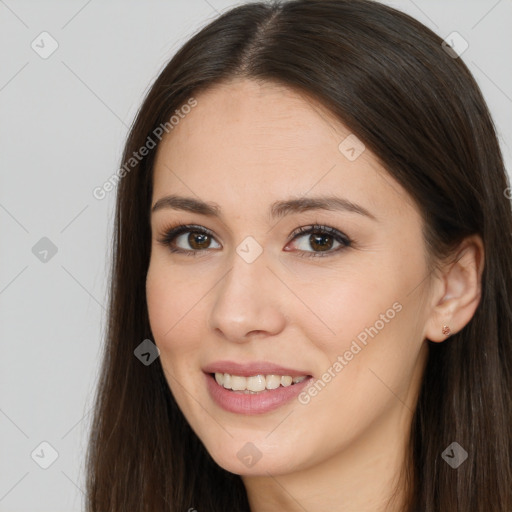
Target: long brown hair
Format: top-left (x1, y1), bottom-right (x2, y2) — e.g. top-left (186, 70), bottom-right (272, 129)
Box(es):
top-left (86, 1), bottom-right (512, 510)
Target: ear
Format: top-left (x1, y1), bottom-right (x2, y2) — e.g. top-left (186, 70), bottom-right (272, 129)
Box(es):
top-left (423, 235), bottom-right (485, 343)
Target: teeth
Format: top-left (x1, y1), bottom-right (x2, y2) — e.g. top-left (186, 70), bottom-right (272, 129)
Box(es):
top-left (281, 376), bottom-right (292, 387)
top-left (231, 375), bottom-right (246, 391)
top-left (214, 372), bottom-right (308, 392)
top-left (247, 375), bottom-right (266, 392)
top-left (266, 374), bottom-right (281, 389)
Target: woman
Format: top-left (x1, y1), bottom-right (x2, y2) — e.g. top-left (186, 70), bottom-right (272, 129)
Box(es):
top-left (86, 1), bottom-right (512, 510)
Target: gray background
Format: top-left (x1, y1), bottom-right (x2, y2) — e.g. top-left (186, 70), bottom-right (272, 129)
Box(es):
top-left (1, 0), bottom-right (510, 510)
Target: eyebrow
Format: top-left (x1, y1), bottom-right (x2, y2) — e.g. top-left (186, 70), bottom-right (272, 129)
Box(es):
top-left (151, 194), bottom-right (377, 221)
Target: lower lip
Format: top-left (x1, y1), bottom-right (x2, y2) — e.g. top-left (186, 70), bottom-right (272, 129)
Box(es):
top-left (204, 372), bottom-right (312, 415)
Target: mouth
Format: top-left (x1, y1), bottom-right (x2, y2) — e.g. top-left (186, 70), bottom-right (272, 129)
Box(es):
top-left (202, 362), bottom-right (314, 414)
top-left (211, 372), bottom-right (309, 394)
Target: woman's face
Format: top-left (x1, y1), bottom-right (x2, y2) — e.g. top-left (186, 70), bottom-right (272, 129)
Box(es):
top-left (146, 78), bottom-right (433, 476)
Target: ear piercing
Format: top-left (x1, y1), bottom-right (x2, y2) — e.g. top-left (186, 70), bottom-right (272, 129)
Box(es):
top-left (442, 325), bottom-right (451, 337)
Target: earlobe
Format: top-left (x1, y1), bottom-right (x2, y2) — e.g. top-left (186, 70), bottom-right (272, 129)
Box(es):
top-left (423, 235), bottom-right (484, 343)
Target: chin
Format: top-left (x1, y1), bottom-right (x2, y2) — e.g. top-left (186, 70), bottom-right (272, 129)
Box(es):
top-left (213, 451), bottom-right (298, 477)
top-left (198, 432), bottom-right (308, 476)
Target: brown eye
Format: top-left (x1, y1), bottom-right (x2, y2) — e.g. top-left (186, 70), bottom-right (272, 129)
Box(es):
top-left (158, 224), bottom-right (221, 255)
top-left (187, 231), bottom-right (212, 250)
top-left (286, 224), bottom-right (351, 257)
top-left (308, 233), bottom-right (335, 252)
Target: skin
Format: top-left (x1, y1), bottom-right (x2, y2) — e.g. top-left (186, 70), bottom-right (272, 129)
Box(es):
top-left (146, 78), bottom-right (484, 512)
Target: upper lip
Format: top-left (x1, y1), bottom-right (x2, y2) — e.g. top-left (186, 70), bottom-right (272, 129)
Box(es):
top-left (202, 360), bottom-right (312, 377)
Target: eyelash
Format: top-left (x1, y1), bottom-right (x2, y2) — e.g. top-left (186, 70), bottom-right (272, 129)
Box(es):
top-left (157, 222), bottom-right (352, 258)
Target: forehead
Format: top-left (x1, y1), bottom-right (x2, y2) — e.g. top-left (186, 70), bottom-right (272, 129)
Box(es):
top-left (157, 78), bottom-right (348, 163)
top-left (151, 79), bottom-right (413, 221)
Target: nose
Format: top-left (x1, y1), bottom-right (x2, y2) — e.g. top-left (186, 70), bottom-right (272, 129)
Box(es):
top-left (208, 251), bottom-right (287, 343)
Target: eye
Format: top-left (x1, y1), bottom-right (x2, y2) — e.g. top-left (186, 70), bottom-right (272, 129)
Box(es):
top-left (285, 224), bottom-right (351, 257)
top-left (157, 224), bottom-right (221, 255)
top-left (157, 223), bottom-right (351, 258)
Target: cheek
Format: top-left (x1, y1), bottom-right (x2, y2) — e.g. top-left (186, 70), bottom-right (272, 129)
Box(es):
top-left (146, 260), bottom-right (202, 359)
top-left (146, 261), bottom-right (209, 414)
top-left (287, 265), bottom-right (401, 352)
top-left (291, 247), bottom-right (426, 386)
top-left (285, 283), bottom-right (422, 464)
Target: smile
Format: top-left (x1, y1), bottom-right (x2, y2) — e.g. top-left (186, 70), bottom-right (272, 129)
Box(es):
top-left (202, 361), bottom-right (313, 414)
top-left (214, 372), bottom-right (308, 393)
